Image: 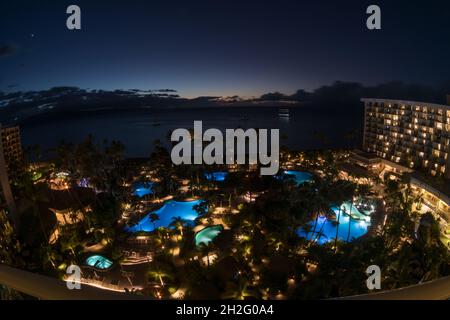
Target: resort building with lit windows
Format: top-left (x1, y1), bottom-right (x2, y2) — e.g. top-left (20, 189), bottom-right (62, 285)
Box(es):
top-left (1, 125), bottom-right (22, 168)
top-left (362, 98), bottom-right (450, 178)
top-left (0, 125), bottom-right (22, 224)
top-left (353, 98), bottom-right (450, 229)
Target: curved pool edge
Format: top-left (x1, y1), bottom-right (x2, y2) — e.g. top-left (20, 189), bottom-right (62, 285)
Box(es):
top-left (125, 199), bottom-right (205, 233)
top-left (194, 224), bottom-right (224, 247)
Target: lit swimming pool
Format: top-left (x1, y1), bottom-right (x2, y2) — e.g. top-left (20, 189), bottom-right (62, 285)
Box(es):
top-left (125, 199), bottom-right (203, 233)
top-left (282, 170), bottom-right (312, 185)
top-left (195, 225), bottom-right (224, 247)
top-left (205, 172), bottom-right (228, 182)
top-left (133, 181), bottom-right (154, 198)
top-left (85, 255), bottom-right (113, 270)
top-left (297, 202), bottom-right (371, 244)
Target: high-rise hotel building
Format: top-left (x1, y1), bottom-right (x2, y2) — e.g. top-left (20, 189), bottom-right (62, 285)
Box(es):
top-left (0, 125), bottom-right (22, 225)
top-left (362, 98), bottom-right (450, 179)
top-left (1, 126), bottom-right (22, 169)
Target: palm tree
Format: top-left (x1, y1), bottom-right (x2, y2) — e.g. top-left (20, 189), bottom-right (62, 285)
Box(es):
top-left (193, 201), bottom-right (209, 216)
top-left (304, 178), bottom-right (331, 245)
top-left (169, 216), bottom-right (187, 237)
top-left (42, 244), bottom-right (60, 270)
top-left (341, 179), bottom-right (357, 243)
top-left (346, 201), bottom-right (354, 242)
top-left (149, 213), bottom-right (159, 231)
top-left (221, 278), bottom-right (255, 300)
top-left (147, 268), bottom-right (172, 287)
top-left (198, 242), bottom-right (215, 267)
top-left (333, 204), bottom-right (342, 249)
top-left (0, 209), bottom-right (21, 266)
top-left (17, 171), bottom-right (49, 240)
top-left (59, 228), bottom-right (80, 259)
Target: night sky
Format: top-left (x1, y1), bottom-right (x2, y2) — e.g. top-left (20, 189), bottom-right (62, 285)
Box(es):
top-left (1, 0), bottom-right (450, 98)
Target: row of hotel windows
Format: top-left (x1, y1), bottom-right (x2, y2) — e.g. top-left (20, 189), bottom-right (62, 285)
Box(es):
top-left (367, 111), bottom-right (448, 122)
top-left (374, 133), bottom-right (449, 145)
top-left (365, 102), bottom-right (449, 115)
top-left (373, 150), bottom-right (446, 175)
top-left (367, 113), bottom-right (449, 130)
top-left (377, 146), bottom-right (447, 160)
top-left (367, 108), bottom-right (448, 118)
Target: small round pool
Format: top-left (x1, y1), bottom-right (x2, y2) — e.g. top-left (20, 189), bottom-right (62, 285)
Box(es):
top-left (283, 171), bottom-right (312, 185)
top-left (205, 172), bottom-right (228, 182)
top-left (195, 225), bottom-right (224, 247)
top-left (85, 255), bottom-right (113, 270)
top-left (133, 181), bottom-right (154, 198)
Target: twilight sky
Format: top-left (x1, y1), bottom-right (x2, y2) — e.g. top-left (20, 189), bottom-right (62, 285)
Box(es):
top-left (1, 0), bottom-right (450, 98)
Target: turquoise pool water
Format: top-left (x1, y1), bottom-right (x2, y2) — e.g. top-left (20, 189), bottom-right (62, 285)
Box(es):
top-left (283, 170), bottom-right (312, 185)
top-left (126, 199), bottom-right (203, 233)
top-left (85, 255), bottom-right (113, 270)
top-left (205, 172), bottom-right (228, 182)
top-left (133, 181), bottom-right (154, 198)
top-left (195, 225), bottom-right (224, 247)
top-left (297, 202), bottom-right (371, 244)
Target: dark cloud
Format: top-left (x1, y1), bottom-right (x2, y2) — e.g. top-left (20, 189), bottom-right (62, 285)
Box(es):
top-left (0, 45), bottom-right (17, 58)
top-left (289, 89), bottom-right (312, 101)
top-left (156, 89), bottom-right (177, 93)
top-left (259, 92), bottom-right (287, 101)
top-left (254, 81), bottom-right (450, 105)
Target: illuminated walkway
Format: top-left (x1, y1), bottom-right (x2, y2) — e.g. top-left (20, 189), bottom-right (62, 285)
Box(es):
top-left (0, 264), bottom-right (147, 300)
top-left (1, 264), bottom-right (449, 299)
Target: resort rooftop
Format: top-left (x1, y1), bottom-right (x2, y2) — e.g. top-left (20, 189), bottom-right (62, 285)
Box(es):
top-left (361, 98), bottom-right (450, 109)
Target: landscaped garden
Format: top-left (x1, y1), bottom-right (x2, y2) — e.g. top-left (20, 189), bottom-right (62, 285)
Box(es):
top-left (2, 135), bottom-right (449, 300)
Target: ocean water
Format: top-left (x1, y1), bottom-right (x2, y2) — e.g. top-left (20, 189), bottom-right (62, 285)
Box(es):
top-left (19, 105), bottom-right (362, 157)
